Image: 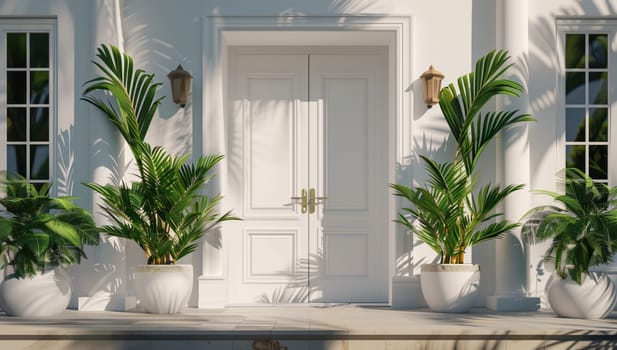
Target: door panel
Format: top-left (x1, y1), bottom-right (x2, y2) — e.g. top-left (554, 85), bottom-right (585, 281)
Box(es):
top-left (226, 50), bottom-right (388, 304)
top-left (323, 77), bottom-right (368, 211)
top-left (246, 77), bottom-right (296, 211)
top-left (309, 54), bottom-right (388, 302)
top-left (227, 53), bottom-right (309, 304)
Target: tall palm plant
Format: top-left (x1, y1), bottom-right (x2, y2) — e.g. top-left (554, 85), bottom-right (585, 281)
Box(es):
top-left (391, 50), bottom-right (535, 264)
top-left (83, 44), bottom-right (236, 264)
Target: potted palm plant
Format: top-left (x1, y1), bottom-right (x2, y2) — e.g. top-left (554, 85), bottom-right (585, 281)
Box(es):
top-left (522, 168), bottom-right (617, 319)
top-left (0, 173), bottom-right (99, 316)
top-left (82, 44), bottom-right (237, 313)
top-left (391, 50), bottom-right (535, 312)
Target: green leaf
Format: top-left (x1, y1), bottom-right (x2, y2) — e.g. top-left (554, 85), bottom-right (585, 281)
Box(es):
top-left (44, 219), bottom-right (82, 248)
top-left (0, 220), bottom-right (13, 240)
top-left (22, 233), bottom-right (50, 257)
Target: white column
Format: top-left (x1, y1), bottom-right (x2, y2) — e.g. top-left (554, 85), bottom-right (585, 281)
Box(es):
top-left (486, 0), bottom-right (540, 311)
top-left (77, 0), bottom-right (135, 311)
top-left (198, 17), bottom-right (228, 308)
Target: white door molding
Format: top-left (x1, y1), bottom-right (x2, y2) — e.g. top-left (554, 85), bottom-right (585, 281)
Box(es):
top-left (200, 15), bottom-right (412, 308)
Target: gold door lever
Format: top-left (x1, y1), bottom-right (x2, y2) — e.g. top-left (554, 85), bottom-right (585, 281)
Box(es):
top-left (308, 188), bottom-right (327, 214)
top-left (290, 189), bottom-right (308, 213)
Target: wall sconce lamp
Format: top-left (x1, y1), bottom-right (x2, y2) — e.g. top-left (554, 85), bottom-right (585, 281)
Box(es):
top-left (420, 65), bottom-right (444, 108)
top-left (167, 65), bottom-right (192, 107)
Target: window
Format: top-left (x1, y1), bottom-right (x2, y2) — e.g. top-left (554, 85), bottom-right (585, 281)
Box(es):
top-left (558, 19), bottom-right (617, 187)
top-left (564, 32), bottom-right (609, 182)
top-left (0, 20), bottom-right (54, 189)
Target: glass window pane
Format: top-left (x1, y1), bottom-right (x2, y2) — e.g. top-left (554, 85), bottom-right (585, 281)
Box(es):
top-left (566, 145), bottom-right (586, 173)
top-left (30, 71), bottom-right (49, 104)
top-left (589, 145), bottom-right (608, 180)
top-left (7, 33), bottom-right (26, 68)
top-left (30, 145), bottom-right (49, 180)
top-left (7, 71), bottom-right (27, 104)
top-left (7, 145), bottom-right (27, 177)
top-left (7, 107), bottom-right (27, 141)
top-left (589, 34), bottom-right (608, 69)
top-left (565, 108), bottom-right (586, 142)
top-left (29, 33), bottom-right (49, 68)
top-left (565, 72), bottom-right (585, 104)
top-left (589, 108), bottom-right (608, 142)
top-left (589, 72), bottom-right (608, 105)
top-left (565, 34), bottom-right (586, 69)
top-left (30, 108), bottom-right (49, 141)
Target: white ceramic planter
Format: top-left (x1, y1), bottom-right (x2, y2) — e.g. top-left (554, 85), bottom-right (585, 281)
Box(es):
top-left (0, 267), bottom-right (72, 317)
top-left (420, 264), bottom-right (480, 313)
top-left (134, 264), bottom-right (193, 314)
top-left (546, 272), bottom-right (617, 319)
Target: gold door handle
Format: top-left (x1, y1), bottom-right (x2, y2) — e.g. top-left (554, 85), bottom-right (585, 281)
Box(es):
top-left (291, 189), bottom-right (308, 213)
top-left (308, 188), bottom-right (327, 214)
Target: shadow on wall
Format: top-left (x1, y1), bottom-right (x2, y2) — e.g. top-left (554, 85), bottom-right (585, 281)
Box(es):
top-left (61, 122), bottom-right (132, 308)
top-left (393, 100), bottom-right (453, 277)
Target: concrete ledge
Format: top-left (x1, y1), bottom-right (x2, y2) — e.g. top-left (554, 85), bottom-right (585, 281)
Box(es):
top-left (486, 295), bottom-right (541, 312)
top-left (77, 295), bottom-right (137, 311)
top-left (1, 306), bottom-right (615, 349)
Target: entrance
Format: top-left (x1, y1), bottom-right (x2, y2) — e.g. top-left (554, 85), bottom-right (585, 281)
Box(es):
top-left (225, 47), bottom-right (389, 304)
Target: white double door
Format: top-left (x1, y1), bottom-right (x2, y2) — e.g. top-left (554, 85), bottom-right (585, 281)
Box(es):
top-left (226, 48), bottom-right (388, 304)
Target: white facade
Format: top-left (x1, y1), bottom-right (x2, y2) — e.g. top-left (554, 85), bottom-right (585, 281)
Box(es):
top-left (0, 0), bottom-right (615, 310)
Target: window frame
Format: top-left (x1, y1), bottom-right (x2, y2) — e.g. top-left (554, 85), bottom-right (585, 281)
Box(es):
top-left (557, 19), bottom-right (617, 273)
top-left (0, 18), bottom-right (56, 191)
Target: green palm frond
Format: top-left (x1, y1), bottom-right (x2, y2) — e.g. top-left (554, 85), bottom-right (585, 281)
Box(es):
top-left (82, 44), bottom-right (164, 167)
top-left (439, 49), bottom-right (535, 174)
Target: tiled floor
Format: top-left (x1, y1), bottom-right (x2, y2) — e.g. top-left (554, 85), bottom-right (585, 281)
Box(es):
top-left (1, 306), bottom-right (617, 349)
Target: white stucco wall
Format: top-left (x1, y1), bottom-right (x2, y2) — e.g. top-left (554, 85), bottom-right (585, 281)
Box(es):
top-left (526, 0), bottom-right (617, 305)
top-left (0, 0), bottom-right (614, 309)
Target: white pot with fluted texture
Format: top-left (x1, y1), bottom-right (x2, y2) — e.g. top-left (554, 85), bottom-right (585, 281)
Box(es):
top-left (134, 264), bottom-right (193, 314)
top-left (420, 264), bottom-right (480, 313)
top-left (546, 272), bottom-right (617, 319)
top-left (0, 267), bottom-right (72, 317)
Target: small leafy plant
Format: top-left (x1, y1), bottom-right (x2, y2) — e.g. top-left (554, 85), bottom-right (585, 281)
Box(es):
top-left (391, 50), bottom-right (535, 264)
top-left (0, 173), bottom-right (99, 278)
top-left (522, 168), bottom-right (617, 284)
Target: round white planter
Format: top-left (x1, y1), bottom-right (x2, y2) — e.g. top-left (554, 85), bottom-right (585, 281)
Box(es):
top-left (134, 264), bottom-right (193, 314)
top-left (420, 264), bottom-right (480, 313)
top-left (546, 272), bottom-right (617, 319)
top-left (0, 267), bottom-right (72, 317)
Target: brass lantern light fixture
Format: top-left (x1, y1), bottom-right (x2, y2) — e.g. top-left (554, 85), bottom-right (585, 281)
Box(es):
top-left (167, 65), bottom-right (192, 107)
top-left (420, 65), bottom-right (444, 108)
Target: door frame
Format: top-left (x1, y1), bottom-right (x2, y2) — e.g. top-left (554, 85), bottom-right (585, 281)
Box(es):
top-left (200, 15), bottom-right (412, 308)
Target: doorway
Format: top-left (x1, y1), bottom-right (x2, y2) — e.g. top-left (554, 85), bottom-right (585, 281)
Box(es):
top-left (225, 47), bottom-right (389, 304)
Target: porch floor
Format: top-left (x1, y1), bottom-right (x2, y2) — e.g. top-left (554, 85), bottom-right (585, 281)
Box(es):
top-left (1, 305), bottom-right (617, 349)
